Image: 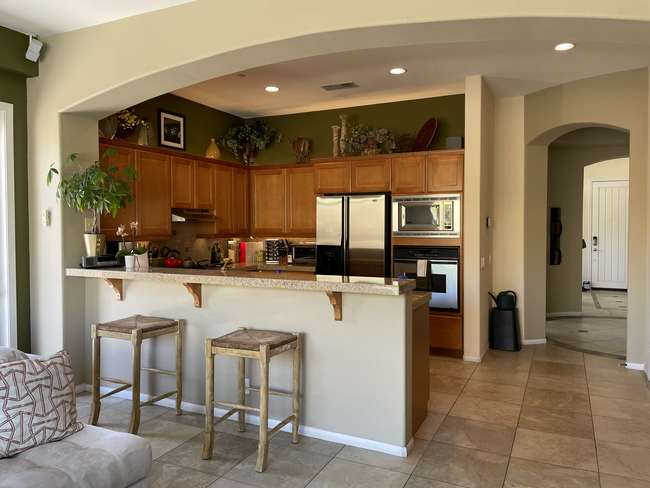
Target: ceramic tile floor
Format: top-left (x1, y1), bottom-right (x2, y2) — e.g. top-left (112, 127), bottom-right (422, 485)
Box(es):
top-left (75, 344), bottom-right (650, 487)
top-left (545, 291), bottom-right (627, 358)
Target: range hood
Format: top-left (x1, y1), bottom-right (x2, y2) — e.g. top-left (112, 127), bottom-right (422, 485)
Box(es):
top-left (171, 208), bottom-right (219, 223)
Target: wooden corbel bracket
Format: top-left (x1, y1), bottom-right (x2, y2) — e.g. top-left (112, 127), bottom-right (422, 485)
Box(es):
top-left (182, 283), bottom-right (202, 308)
top-left (103, 278), bottom-right (123, 301)
top-left (326, 291), bottom-right (342, 321)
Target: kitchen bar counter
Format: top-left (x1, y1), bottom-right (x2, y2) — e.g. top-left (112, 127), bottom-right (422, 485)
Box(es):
top-left (66, 267), bottom-right (414, 296)
top-left (228, 262), bottom-right (315, 273)
top-left (412, 291), bottom-right (431, 310)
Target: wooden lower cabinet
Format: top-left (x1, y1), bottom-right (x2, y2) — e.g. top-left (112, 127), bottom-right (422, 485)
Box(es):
top-left (99, 144), bottom-right (136, 241)
top-left (286, 167), bottom-right (316, 235)
top-left (429, 314), bottom-right (463, 352)
top-left (135, 151), bottom-right (172, 240)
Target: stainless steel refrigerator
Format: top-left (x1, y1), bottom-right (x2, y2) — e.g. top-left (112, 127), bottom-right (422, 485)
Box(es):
top-left (316, 195), bottom-right (391, 277)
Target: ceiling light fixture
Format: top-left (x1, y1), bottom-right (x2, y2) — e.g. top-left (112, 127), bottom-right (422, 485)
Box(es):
top-left (389, 68), bottom-right (407, 75)
top-left (265, 86), bottom-right (280, 92)
top-left (554, 43), bottom-right (575, 51)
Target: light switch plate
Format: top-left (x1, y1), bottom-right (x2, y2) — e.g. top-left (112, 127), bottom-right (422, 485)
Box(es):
top-left (481, 257), bottom-right (485, 269)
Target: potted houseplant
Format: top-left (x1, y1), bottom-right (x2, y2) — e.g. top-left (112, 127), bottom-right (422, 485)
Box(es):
top-left (115, 222), bottom-right (147, 269)
top-left (219, 120), bottom-right (285, 165)
top-left (46, 147), bottom-right (138, 256)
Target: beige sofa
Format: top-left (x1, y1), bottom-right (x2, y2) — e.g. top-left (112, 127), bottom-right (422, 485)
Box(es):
top-left (0, 347), bottom-right (152, 488)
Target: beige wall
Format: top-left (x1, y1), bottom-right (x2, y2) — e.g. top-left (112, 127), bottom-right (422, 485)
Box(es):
top-left (493, 97), bottom-right (525, 334)
top-left (464, 76), bottom-right (494, 360)
top-left (582, 158), bottom-right (630, 283)
top-left (546, 147), bottom-right (629, 315)
top-left (523, 69), bottom-right (648, 363)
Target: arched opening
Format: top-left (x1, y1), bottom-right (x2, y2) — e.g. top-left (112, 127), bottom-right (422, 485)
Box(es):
top-left (543, 128), bottom-right (630, 358)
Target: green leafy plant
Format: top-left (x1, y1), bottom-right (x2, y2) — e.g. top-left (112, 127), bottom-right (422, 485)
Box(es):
top-left (343, 125), bottom-right (395, 155)
top-left (218, 120), bottom-right (286, 160)
top-left (115, 222), bottom-right (146, 257)
top-left (46, 147), bottom-right (138, 234)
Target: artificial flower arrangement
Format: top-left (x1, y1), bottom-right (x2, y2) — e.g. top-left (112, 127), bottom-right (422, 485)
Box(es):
top-left (115, 222), bottom-right (147, 257)
top-left (116, 109), bottom-right (140, 130)
top-left (218, 120), bottom-right (286, 164)
top-left (343, 125), bottom-right (396, 156)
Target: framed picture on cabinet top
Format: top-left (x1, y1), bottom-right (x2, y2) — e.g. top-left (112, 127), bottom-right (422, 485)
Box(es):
top-left (158, 109), bottom-right (186, 150)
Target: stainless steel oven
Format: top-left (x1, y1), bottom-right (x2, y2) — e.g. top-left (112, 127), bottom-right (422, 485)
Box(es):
top-left (393, 246), bottom-right (460, 312)
top-left (392, 194), bottom-right (461, 238)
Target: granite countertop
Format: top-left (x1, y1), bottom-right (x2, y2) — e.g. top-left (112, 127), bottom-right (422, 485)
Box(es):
top-left (66, 267), bottom-right (415, 296)
top-left (412, 291), bottom-right (432, 310)
top-left (228, 263), bottom-right (315, 273)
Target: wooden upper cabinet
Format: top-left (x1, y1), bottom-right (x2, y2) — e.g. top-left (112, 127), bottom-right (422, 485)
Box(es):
top-left (99, 144), bottom-right (136, 241)
top-left (286, 167), bottom-right (316, 235)
top-left (215, 165), bottom-right (233, 234)
top-left (195, 161), bottom-right (216, 210)
top-left (232, 166), bottom-right (250, 235)
top-left (426, 154), bottom-right (464, 192)
top-left (135, 151), bottom-right (171, 239)
top-left (171, 157), bottom-right (194, 208)
top-left (314, 162), bottom-right (351, 194)
top-left (251, 168), bottom-right (286, 235)
top-left (350, 159), bottom-right (391, 193)
top-left (392, 156), bottom-right (426, 194)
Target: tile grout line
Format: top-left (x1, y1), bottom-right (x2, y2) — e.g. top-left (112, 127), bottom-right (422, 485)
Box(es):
top-left (584, 353), bottom-right (604, 488)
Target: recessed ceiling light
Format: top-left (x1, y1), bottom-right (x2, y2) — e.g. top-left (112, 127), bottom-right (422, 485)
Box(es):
top-left (265, 86), bottom-right (279, 92)
top-left (389, 68), bottom-right (407, 75)
top-left (554, 43), bottom-right (575, 51)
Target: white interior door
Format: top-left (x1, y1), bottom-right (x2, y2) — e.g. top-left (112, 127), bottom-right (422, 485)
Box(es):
top-left (590, 179), bottom-right (629, 289)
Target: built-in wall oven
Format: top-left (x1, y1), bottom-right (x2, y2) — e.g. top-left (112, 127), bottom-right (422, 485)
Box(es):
top-left (393, 246), bottom-right (460, 312)
top-left (392, 194), bottom-right (461, 238)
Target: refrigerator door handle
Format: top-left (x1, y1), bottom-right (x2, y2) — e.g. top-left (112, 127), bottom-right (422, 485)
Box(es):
top-left (343, 195), bottom-right (349, 276)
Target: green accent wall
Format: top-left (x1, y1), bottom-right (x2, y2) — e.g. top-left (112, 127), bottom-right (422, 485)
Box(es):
top-left (129, 93), bottom-right (465, 166)
top-left (255, 94), bottom-right (465, 165)
top-left (126, 93), bottom-right (244, 164)
top-left (0, 26), bottom-right (36, 352)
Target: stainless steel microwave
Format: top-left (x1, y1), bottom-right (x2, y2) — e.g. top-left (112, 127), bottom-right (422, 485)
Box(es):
top-left (392, 194), bottom-right (461, 238)
top-left (292, 244), bottom-right (317, 264)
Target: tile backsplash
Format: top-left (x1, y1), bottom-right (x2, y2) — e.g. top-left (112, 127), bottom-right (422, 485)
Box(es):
top-left (146, 223), bottom-right (314, 263)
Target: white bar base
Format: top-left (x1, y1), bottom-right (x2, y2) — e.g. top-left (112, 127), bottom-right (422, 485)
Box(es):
top-left (522, 339), bottom-right (547, 345)
top-left (625, 362), bottom-right (644, 371)
top-left (86, 385), bottom-right (411, 457)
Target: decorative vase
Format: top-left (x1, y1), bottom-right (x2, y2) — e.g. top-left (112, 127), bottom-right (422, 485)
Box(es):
top-left (137, 119), bottom-right (151, 146)
top-left (339, 114), bottom-right (348, 157)
top-left (292, 138), bottom-right (311, 163)
top-left (124, 255), bottom-right (136, 269)
top-left (83, 233), bottom-right (106, 256)
top-left (205, 138), bottom-right (221, 159)
top-left (134, 253), bottom-right (149, 270)
top-left (332, 126), bottom-right (340, 158)
top-left (113, 126), bottom-right (136, 141)
top-left (241, 141), bottom-right (256, 166)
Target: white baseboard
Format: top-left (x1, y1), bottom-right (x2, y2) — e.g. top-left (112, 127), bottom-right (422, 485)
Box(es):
top-left (86, 385), bottom-right (410, 457)
top-left (625, 362), bottom-right (644, 371)
top-left (75, 383), bottom-right (87, 394)
top-left (546, 312), bottom-right (582, 318)
top-left (522, 339), bottom-right (547, 345)
top-left (463, 343), bottom-right (490, 363)
top-left (405, 438), bottom-right (415, 456)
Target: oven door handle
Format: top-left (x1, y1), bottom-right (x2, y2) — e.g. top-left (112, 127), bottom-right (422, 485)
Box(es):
top-left (394, 259), bottom-right (458, 265)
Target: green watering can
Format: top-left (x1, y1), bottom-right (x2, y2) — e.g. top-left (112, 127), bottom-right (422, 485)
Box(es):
top-left (489, 290), bottom-right (517, 310)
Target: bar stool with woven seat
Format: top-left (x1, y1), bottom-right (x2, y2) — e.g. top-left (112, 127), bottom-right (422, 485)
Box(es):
top-left (89, 315), bottom-right (183, 435)
top-left (202, 327), bottom-right (301, 472)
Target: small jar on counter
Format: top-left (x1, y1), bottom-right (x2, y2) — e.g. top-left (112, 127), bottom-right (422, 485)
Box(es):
top-left (255, 249), bottom-right (265, 263)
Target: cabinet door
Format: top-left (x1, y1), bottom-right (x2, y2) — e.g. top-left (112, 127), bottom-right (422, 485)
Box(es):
top-left (392, 156), bottom-right (426, 194)
top-left (135, 151), bottom-right (171, 239)
top-left (314, 162), bottom-right (350, 194)
top-left (251, 168), bottom-right (285, 235)
top-left (350, 159), bottom-right (391, 193)
top-left (426, 154), bottom-right (464, 192)
top-left (171, 157), bottom-right (194, 208)
top-left (286, 167), bottom-right (316, 236)
top-left (429, 315), bottom-right (463, 350)
top-left (215, 165), bottom-right (233, 234)
top-left (232, 166), bottom-right (250, 234)
top-left (195, 161), bottom-right (216, 210)
top-left (99, 144), bottom-right (136, 241)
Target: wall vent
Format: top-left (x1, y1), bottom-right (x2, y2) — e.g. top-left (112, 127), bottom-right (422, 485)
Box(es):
top-left (320, 82), bottom-right (359, 91)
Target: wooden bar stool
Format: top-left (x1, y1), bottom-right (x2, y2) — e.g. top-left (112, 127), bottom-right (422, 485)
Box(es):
top-left (202, 327), bottom-right (301, 472)
top-left (89, 315), bottom-right (183, 435)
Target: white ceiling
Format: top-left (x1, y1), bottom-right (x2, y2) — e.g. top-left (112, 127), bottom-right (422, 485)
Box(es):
top-left (172, 40), bottom-right (650, 118)
top-left (0, 0), bottom-right (197, 37)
